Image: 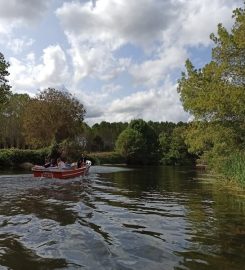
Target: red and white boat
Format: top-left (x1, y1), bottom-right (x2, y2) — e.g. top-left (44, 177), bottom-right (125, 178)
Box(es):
top-left (32, 161), bottom-right (91, 179)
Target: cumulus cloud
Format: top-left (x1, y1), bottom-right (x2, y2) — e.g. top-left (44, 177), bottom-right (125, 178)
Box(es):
top-left (74, 83), bottom-right (123, 120)
top-left (9, 45), bottom-right (70, 93)
top-left (162, 0), bottom-right (242, 47)
top-left (56, 0), bottom-right (183, 84)
top-left (56, 0), bottom-right (241, 87)
top-left (85, 80), bottom-right (189, 124)
top-left (130, 46), bottom-right (187, 87)
top-left (67, 38), bottom-right (131, 83)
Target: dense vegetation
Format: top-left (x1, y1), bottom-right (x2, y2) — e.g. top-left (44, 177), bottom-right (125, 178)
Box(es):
top-left (178, 5), bottom-right (245, 184)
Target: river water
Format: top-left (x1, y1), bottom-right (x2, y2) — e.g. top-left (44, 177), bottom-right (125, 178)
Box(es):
top-left (0, 166), bottom-right (244, 270)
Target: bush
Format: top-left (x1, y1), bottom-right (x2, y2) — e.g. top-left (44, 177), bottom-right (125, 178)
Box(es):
top-left (0, 148), bottom-right (49, 168)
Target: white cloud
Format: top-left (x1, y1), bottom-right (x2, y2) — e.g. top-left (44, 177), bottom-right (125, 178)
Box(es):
top-left (162, 0), bottom-right (242, 47)
top-left (5, 37), bottom-right (34, 54)
top-left (67, 38), bottom-right (130, 83)
top-left (74, 83), bottom-right (122, 120)
top-left (0, 0), bottom-right (50, 34)
top-left (9, 45), bottom-right (70, 93)
top-left (130, 46), bottom-right (187, 87)
top-left (56, 0), bottom-right (182, 84)
top-left (1, 0), bottom-right (243, 125)
top-left (56, 0), bottom-right (180, 47)
top-left (56, 0), bottom-right (242, 87)
top-left (86, 80), bottom-right (189, 124)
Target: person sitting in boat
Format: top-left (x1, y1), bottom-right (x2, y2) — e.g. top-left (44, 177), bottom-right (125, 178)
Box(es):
top-left (64, 158), bottom-right (72, 169)
top-left (57, 158), bottom-right (66, 169)
top-left (44, 158), bottom-right (51, 168)
top-left (50, 158), bottom-right (57, 167)
top-left (77, 154), bottom-right (87, 168)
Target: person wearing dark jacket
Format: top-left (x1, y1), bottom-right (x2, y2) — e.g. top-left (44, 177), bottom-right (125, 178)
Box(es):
top-left (77, 154), bottom-right (86, 168)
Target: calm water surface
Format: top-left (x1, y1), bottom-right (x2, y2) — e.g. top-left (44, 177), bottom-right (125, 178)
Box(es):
top-left (0, 166), bottom-right (244, 270)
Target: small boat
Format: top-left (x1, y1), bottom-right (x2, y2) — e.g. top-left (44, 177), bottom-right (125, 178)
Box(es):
top-left (32, 161), bottom-right (91, 179)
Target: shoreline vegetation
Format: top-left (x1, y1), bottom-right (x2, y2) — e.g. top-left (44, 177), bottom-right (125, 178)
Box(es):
top-left (0, 4), bottom-right (244, 188)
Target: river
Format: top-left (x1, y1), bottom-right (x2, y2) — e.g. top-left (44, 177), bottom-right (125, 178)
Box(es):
top-left (0, 166), bottom-right (244, 270)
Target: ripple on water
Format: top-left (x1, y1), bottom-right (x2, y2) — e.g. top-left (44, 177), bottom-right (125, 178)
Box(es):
top-left (0, 166), bottom-right (245, 269)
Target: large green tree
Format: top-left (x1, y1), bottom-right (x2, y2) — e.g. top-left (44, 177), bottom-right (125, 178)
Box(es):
top-left (0, 52), bottom-right (11, 108)
top-left (159, 124), bottom-right (195, 165)
top-left (177, 4), bottom-right (245, 167)
top-left (22, 88), bottom-right (86, 147)
top-left (116, 119), bottom-right (159, 164)
top-left (116, 128), bottom-right (146, 164)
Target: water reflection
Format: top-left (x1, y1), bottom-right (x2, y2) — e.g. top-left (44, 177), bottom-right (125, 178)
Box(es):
top-left (0, 166), bottom-right (244, 269)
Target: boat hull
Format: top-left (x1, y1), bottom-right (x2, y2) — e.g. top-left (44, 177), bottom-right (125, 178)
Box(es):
top-left (32, 165), bottom-right (90, 179)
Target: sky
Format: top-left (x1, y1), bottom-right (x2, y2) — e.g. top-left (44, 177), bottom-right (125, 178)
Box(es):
top-left (0, 0), bottom-right (243, 125)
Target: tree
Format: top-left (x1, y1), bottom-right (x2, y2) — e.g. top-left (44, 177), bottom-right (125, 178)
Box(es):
top-left (91, 121), bottom-right (128, 151)
top-left (0, 52), bottom-right (11, 108)
top-left (116, 119), bottom-right (159, 164)
top-left (22, 88), bottom-right (86, 147)
top-left (115, 128), bottom-right (146, 164)
top-left (0, 93), bottom-right (30, 148)
top-left (91, 135), bottom-right (104, 152)
top-left (177, 4), bottom-right (245, 166)
top-left (129, 119), bottom-right (159, 162)
top-left (178, 6), bottom-right (245, 122)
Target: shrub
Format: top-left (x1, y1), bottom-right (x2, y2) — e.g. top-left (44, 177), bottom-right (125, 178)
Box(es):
top-left (0, 148), bottom-right (49, 168)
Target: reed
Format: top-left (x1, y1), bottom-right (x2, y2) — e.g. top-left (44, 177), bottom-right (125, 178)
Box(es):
top-left (222, 152), bottom-right (245, 185)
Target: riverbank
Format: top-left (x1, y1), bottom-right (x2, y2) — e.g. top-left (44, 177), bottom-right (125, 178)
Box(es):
top-left (0, 148), bottom-right (244, 190)
top-left (0, 148), bottom-right (125, 169)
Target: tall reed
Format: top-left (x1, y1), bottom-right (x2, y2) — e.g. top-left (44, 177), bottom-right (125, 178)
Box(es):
top-left (222, 151), bottom-right (245, 185)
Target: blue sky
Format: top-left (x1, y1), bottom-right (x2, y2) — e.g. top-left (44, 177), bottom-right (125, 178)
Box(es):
top-left (0, 0), bottom-right (242, 125)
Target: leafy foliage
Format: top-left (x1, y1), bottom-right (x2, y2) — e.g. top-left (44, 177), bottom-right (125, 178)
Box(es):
top-left (116, 119), bottom-right (159, 164)
top-left (90, 121), bottom-right (128, 151)
top-left (0, 93), bottom-right (30, 148)
top-left (160, 125), bottom-right (196, 165)
top-left (0, 148), bottom-right (49, 167)
top-left (22, 88), bottom-right (86, 147)
top-left (178, 4), bottom-right (245, 179)
top-left (0, 52), bottom-right (11, 108)
top-left (116, 128), bottom-right (146, 164)
top-left (178, 6), bottom-right (245, 122)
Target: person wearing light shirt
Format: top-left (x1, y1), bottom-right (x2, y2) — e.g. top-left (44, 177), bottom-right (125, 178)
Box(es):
top-left (57, 158), bottom-right (66, 169)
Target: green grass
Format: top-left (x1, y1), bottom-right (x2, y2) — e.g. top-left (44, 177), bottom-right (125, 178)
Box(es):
top-left (222, 151), bottom-right (245, 185)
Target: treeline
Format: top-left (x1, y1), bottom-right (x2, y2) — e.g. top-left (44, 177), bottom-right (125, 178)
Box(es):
top-left (0, 53), bottom-right (195, 167)
top-left (0, 92), bottom-right (195, 165)
top-left (84, 120), bottom-right (196, 165)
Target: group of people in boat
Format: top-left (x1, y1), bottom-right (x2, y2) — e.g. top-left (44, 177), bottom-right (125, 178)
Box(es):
top-left (43, 154), bottom-right (87, 170)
